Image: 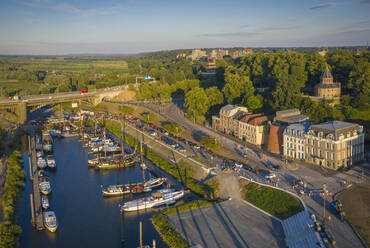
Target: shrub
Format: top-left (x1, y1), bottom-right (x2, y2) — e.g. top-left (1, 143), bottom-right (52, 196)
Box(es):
top-left (164, 123), bottom-right (182, 135)
top-left (200, 137), bottom-right (221, 149)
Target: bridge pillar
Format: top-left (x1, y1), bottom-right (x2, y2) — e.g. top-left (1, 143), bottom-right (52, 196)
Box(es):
top-left (15, 102), bottom-right (27, 124)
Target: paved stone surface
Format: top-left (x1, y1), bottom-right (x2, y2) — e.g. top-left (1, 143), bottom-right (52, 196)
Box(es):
top-left (168, 200), bottom-right (286, 248)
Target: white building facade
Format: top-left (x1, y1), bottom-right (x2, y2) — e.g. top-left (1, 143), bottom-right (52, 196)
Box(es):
top-left (283, 123), bottom-right (310, 160)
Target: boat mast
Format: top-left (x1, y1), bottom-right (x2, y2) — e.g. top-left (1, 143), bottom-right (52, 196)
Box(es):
top-left (104, 128), bottom-right (107, 159)
top-left (140, 134), bottom-right (145, 183)
top-left (59, 103), bottom-right (62, 132)
top-left (79, 99), bottom-right (83, 138)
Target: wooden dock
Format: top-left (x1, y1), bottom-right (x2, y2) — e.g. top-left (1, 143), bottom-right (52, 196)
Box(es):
top-left (29, 136), bottom-right (44, 230)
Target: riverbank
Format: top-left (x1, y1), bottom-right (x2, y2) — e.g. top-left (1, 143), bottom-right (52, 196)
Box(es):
top-left (102, 119), bottom-right (219, 199)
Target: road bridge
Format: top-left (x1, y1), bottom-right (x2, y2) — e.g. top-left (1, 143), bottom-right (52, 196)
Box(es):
top-left (0, 85), bottom-right (132, 124)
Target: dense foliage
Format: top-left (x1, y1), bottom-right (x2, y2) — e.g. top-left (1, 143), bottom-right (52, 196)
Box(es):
top-left (243, 182), bottom-right (303, 220)
top-left (0, 150), bottom-right (25, 248)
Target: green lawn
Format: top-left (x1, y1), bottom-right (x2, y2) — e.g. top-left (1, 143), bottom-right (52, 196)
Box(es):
top-left (243, 182), bottom-right (303, 220)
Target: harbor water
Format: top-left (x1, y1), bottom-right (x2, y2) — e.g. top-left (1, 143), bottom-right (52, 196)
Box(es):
top-left (18, 137), bottom-right (167, 248)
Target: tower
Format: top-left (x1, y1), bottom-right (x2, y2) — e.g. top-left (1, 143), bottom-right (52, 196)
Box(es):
top-left (320, 66), bottom-right (333, 84)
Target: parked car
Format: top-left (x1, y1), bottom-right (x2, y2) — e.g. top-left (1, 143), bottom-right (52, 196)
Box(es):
top-left (148, 129), bottom-right (157, 136)
top-left (234, 162), bottom-right (243, 168)
top-left (264, 172), bottom-right (276, 179)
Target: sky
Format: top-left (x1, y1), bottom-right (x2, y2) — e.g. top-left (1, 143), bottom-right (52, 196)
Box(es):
top-left (0, 0), bottom-right (369, 55)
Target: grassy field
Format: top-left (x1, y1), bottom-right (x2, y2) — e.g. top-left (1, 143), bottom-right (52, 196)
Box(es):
top-left (242, 182), bottom-right (303, 220)
top-left (2, 57), bottom-right (128, 72)
top-left (0, 80), bottom-right (40, 95)
top-left (337, 185), bottom-right (370, 247)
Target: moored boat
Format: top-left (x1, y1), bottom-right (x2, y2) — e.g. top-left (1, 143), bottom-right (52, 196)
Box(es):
top-left (41, 196), bottom-right (49, 209)
top-left (96, 156), bottom-right (137, 169)
top-left (60, 131), bottom-right (79, 138)
top-left (120, 189), bottom-right (184, 212)
top-left (42, 132), bottom-right (53, 152)
top-left (37, 157), bottom-right (47, 169)
top-left (39, 177), bottom-right (52, 195)
top-left (43, 211), bottom-right (58, 232)
top-left (46, 155), bottom-right (56, 169)
top-left (38, 169), bottom-right (47, 177)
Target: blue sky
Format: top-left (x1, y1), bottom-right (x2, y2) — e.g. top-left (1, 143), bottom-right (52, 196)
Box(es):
top-left (0, 0), bottom-right (369, 54)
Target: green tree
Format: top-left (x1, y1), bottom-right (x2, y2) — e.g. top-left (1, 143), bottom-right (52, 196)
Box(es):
top-left (222, 67), bottom-right (254, 104)
top-left (205, 86), bottom-right (224, 107)
top-left (349, 60), bottom-right (370, 110)
top-left (164, 123), bottom-right (182, 135)
top-left (185, 87), bottom-right (210, 121)
top-left (246, 95), bottom-right (263, 113)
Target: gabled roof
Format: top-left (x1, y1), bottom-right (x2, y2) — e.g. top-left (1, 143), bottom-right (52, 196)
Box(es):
top-left (321, 66), bottom-right (333, 79)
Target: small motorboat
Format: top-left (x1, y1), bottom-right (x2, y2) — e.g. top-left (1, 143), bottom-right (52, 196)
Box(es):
top-left (43, 211), bottom-right (58, 232)
top-left (46, 155), bottom-right (56, 169)
top-left (37, 158), bottom-right (47, 169)
top-left (38, 169), bottom-right (47, 177)
top-left (36, 151), bottom-right (44, 158)
top-left (39, 177), bottom-right (52, 195)
top-left (41, 196), bottom-right (49, 209)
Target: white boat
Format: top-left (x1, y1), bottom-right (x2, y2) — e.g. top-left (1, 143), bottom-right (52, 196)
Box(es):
top-left (43, 211), bottom-right (58, 232)
top-left (46, 156), bottom-right (56, 169)
top-left (41, 196), bottom-right (49, 209)
top-left (39, 177), bottom-right (52, 195)
top-left (38, 169), bottom-right (47, 177)
top-left (88, 158), bottom-right (99, 165)
top-left (143, 177), bottom-right (167, 191)
top-left (37, 158), bottom-right (47, 169)
top-left (36, 151), bottom-right (44, 158)
top-left (120, 189), bottom-right (184, 212)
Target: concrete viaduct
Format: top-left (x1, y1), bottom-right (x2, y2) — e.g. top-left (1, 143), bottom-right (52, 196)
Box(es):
top-left (0, 85), bottom-right (131, 124)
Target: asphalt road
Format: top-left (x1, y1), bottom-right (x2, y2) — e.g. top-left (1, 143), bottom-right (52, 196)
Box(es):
top-left (168, 199), bottom-right (286, 248)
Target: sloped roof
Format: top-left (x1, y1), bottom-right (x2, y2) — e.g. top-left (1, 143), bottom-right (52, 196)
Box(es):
top-left (321, 66), bottom-right (333, 79)
top-left (311, 120), bottom-right (357, 131)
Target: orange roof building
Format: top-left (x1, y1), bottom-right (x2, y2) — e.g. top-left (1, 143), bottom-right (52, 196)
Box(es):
top-left (238, 114), bottom-right (273, 146)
